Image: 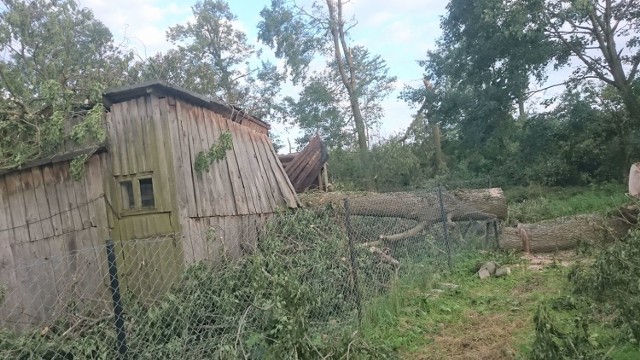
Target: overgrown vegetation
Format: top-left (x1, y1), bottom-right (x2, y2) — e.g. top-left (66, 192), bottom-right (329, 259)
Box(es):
top-left (0, 209), bottom-right (394, 359)
top-left (358, 250), bottom-right (563, 358)
top-left (526, 229), bottom-right (640, 360)
top-left (505, 183), bottom-right (629, 224)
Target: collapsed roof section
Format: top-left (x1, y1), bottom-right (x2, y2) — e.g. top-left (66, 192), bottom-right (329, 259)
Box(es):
top-left (278, 135), bottom-right (329, 193)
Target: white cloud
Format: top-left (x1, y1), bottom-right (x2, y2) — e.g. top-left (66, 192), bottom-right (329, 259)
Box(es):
top-left (80, 0), bottom-right (191, 57)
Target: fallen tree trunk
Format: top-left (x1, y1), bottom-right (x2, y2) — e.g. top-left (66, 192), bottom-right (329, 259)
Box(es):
top-left (451, 188), bottom-right (508, 220)
top-left (301, 188), bottom-right (506, 223)
top-left (500, 214), bottom-right (632, 253)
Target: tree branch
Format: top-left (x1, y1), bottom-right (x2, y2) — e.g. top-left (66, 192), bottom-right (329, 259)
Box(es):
top-left (547, 20), bottom-right (616, 86)
top-left (379, 221), bottom-right (429, 242)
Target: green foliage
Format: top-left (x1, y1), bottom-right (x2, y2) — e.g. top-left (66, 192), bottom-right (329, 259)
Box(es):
top-left (331, 142), bottom-right (427, 191)
top-left (283, 47), bottom-right (397, 149)
top-left (516, 86), bottom-right (637, 186)
top-left (570, 229), bottom-right (640, 342)
top-left (134, 0), bottom-right (284, 119)
top-left (70, 154), bottom-right (90, 181)
top-left (0, 0), bottom-right (132, 170)
top-left (194, 131), bottom-right (233, 174)
top-left (70, 104), bottom-right (107, 146)
top-left (530, 305), bottom-right (606, 360)
top-left (259, 0), bottom-right (396, 154)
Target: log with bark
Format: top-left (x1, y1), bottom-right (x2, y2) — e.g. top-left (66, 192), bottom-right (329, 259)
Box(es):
top-left (451, 188), bottom-right (508, 220)
top-left (301, 188), bottom-right (507, 221)
top-left (499, 214), bottom-right (633, 253)
top-left (300, 188), bottom-right (507, 242)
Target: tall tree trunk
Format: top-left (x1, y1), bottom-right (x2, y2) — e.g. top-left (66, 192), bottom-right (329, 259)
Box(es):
top-left (326, 0), bottom-right (372, 188)
top-left (350, 96), bottom-right (369, 152)
top-left (431, 121), bottom-right (446, 173)
top-left (517, 95), bottom-right (526, 120)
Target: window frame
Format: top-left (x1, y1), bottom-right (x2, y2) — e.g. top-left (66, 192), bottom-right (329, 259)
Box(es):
top-left (116, 172), bottom-right (158, 216)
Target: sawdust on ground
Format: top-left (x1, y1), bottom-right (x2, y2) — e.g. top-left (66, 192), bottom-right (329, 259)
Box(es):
top-left (413, 312), bottom-right (525, 360)
top-left (520, 250), bottom-right (579, 270)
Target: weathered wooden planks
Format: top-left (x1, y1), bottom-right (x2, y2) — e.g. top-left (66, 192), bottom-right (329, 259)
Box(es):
top-left (166, 97), bottom-right (297, 219)
top-left (0, 156), bottom-right (112, 328)
top-left (0, 177), bottom-right (20, 326)
top-left (185, 213), bottom-right (272, 263)
top-left (279, 135), bottom-right (329, 193)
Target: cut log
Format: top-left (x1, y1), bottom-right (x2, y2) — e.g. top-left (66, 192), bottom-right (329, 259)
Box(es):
top-left (499, 214), bottom-right (632, 253)
top-left (300, 188), bottom-right (505, 223)
top-left (629, 163), bottom-right (640, 197)
top-left (495, 267), bottom-right (511, 277)
top-left (450, 188), bottom-right (508, 220)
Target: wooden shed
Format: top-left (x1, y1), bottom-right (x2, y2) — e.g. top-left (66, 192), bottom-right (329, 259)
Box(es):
top-left (0, 81), bottom-right (299, 327)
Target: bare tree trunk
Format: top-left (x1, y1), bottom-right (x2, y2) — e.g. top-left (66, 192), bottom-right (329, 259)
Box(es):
top-left (450, 188), bottom-right (508, 220)
top-left (517, 95), bottom-right (526, 120)
top-left (326, 0), bottom-right (372, 188)
top-left (432, 121), bottom-right (446, 174)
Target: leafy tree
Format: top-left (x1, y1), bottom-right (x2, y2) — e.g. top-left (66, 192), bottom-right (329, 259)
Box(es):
top-left (0, 0), bottom-right (133, 169)
top-left (427, 0), bottom-right (554, 118)
top-left (135, 0), bottom-right (285, 119)
top-left (258, 0), bottom-right (396, 152)
top-left (284, 46), bottom-right (395, 149)
top-left (541, 0), bottom-right (640, 125)
top-left (519, 83), bottom-right (637, 185)
top-left (398, 0), bottom-right (554, 182)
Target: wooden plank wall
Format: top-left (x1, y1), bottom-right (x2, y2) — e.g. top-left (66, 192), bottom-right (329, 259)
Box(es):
top-left (236, 117), bottom-right (268, 135)
top-left (184, 214), bottom-right (269, 263)
top-left (164, 96), bottom-right (299, 261)
top-left (105, 96), bottom-right (183, 302)
top-left (0, 153), bottom-right (111, 329)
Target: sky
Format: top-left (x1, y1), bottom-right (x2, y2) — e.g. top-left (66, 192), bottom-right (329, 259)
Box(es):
top-left (80, 0), bottom-right (448, 149)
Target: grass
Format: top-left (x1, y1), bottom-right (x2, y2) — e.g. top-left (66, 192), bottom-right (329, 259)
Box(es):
top-left (505, 183), bottom-right (630, 224)
top-left (359, 251), bottom-right (567, 359)
top-left (354, 184), bottom-right (639, 359)
top-left (358, 250), bottom-right (640, 359)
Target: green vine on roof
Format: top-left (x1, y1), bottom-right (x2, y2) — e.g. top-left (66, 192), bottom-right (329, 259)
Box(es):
top-left (194, 131), bottom-right (233, 174)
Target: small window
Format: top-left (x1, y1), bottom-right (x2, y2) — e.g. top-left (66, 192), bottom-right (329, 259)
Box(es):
top-left (120, 181), bottom-right (135, 210)
top-left (117, 173), bottom-right (157, 214)
top-left (140, 178), bottom-right (155, 208)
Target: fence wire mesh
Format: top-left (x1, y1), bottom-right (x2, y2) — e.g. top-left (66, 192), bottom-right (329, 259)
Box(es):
top-left (0, 187), bottom-right (500, 359)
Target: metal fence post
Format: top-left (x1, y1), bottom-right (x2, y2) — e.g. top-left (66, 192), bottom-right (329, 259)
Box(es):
top-left (344, 198), bottom-right (362, 326)
top-left (106, 239), bottom-right (128, 360)
top-left (437, 186), bottom-right (453, 270)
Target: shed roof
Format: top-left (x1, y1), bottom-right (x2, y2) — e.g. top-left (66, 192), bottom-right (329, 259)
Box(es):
top-left (0, 146), bottom-right (107, 177)
top-left (103, 81), bottom-right (270, 130)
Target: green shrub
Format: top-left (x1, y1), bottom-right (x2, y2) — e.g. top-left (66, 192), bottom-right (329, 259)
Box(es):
top-left (570, 229), bottom-right (640, 342)
top-left (530, 305), bottom-right (606, 360)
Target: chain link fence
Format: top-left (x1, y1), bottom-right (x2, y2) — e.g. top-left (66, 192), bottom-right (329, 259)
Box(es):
top-left (0, 187), bottom-right (499, 359)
